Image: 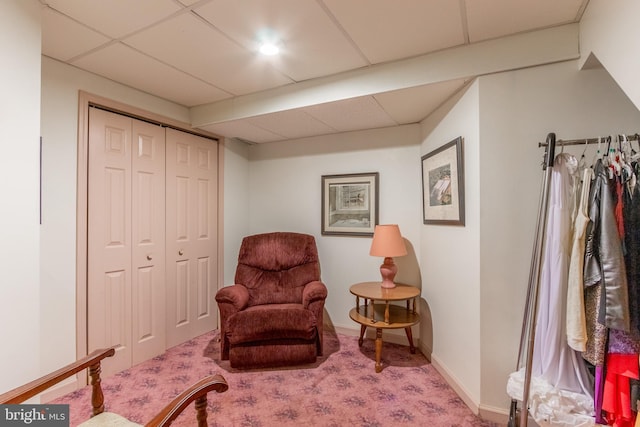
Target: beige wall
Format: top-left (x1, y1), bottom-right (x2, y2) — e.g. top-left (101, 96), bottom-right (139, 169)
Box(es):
top-left (418, 59), bottom-right (640, 419)
top-left (478, 61), bottom-right (640, 412)
top-left (222, 138), bottom-right (251, 285)
top-left (579, 0), bottom-right (640, 111)
top-left (0, 0), bottom-right (41, 394)
top-left (420, 81), bottom-right (482, 406)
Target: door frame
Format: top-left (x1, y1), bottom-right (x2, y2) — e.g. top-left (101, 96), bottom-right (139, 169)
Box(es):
top-left (76, 91), bottom-right (225, 363)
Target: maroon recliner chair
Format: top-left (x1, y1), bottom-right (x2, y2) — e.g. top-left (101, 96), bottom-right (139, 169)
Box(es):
top-left (215, 232), bottom-right (328, 369)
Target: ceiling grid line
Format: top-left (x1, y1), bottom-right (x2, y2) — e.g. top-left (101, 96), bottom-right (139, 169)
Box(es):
top-left (459, 0), bottom-right (471, 44)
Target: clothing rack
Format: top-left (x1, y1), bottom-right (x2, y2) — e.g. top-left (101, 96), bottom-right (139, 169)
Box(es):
top-left (510, 131), bottom-right (640, 427)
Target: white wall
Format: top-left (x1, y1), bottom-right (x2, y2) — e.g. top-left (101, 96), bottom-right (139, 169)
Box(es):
top-left (420, 81), bottom-right (482, 407)
top-left (39, 57), bottom-right (192, 374)
top-left (0, 0), bottom-right (41, 393)
top-left (420, 59), bottom-right (640, 417)
top-left (579, 0), bottom-right (640, 111)
top-left (478, 60), bottom-right (640, 412)
top-left (247, 125), bottom-right (422, 331)
top-left (222, 138), bottom-right (250, 285)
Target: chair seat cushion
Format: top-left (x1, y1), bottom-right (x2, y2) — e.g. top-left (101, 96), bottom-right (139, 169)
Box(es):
top-left (227, 303), bottom-right (317, 345)
top-left (78, 412), bottom-right (142, 427)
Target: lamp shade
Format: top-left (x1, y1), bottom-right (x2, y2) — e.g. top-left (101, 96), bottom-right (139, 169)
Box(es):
top-left (369, 224), bottom-right (407, 257)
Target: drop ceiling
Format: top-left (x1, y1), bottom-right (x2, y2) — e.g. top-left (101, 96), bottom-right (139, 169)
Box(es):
top-left (40, 0), bottom-right (589, 144)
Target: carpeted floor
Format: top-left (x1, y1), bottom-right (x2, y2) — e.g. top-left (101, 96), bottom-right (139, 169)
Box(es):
top-left (52, 329), bottom-right (498, 426)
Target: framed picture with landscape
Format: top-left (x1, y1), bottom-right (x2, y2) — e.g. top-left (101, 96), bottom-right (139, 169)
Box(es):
top-left (421, 137), bottom-right (465, 226)
top-left (321, 172), bottom-right (379, 236)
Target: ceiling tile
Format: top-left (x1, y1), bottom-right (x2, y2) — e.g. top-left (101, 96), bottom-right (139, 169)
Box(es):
top-left (324, 0), bottom-right (465, 64)
top-left (41, 7), bottom-right (110, 61)
top-left (124, 13), bottom-right (293, 95)
top-left (194, 0), bottom-right (367, 81)
top-left (304, 96), bottom-right (397, 132)
top-left (466, 0), bottom-right (585, 42)
top-left (43, 0), bottom-right (182, 38)
top-left (375, 79), bottom-right (468, 124)
top-left (72, 43), bottom-right (231, 107)
top-left (248, 109), bottom-right (337, 139)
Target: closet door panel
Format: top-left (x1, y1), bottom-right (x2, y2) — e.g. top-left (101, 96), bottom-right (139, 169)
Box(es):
top-left (197, 257), bottom-right (210, 318)
top-left (175, 260), bottom-right (190, 325)
top-left (190, 144), bottom-right (217, 337)
top-left (166, 128), bottom-right (218, 347)
top-left (88, 108), bottom-right (132, 377)
top-left (131, 120), bottom-right (166, 365)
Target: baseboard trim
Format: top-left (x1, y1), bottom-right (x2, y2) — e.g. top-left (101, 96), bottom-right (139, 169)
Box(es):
top-left (429, 353), bottom-right (480, 415)
top-left (478, 403), bottom-right (510, 425)
top-left (427, 353), bottom-right (510, 425)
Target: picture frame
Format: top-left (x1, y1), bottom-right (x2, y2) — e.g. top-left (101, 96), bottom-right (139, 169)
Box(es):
top-left (421, 137), bottom-right (465, 226)
top-left (321, 172), bottom-right (379, 236)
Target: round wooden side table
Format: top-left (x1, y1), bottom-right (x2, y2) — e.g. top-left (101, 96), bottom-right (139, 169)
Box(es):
top-left (349, 281), bottom-right (420, 373)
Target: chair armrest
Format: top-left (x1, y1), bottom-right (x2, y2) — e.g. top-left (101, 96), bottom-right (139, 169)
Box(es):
top-left (0, 347), bottom-right (115, 404)
top-left (215, 284), bottom-right (249, 311)
top-left (145, 374), bottom-right (228, 427)
top-left (302, 281), bottom-right (328, 308)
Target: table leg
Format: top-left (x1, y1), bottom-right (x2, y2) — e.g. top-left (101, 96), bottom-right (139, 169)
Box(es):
top-left (375, 328), bottom-right (383, 373)
top-left (405, 327), bottom-right (416, 354)
top-left (358, 324), bottom-right (366, 347)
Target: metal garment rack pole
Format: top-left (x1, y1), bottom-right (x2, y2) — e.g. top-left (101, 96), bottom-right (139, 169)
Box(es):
top-left (538, 133), bottom-right (640, 147)
top-left (515, 133), bottom-right (556, 427)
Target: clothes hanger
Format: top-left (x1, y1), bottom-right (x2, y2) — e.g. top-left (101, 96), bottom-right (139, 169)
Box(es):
top-left (577, 139), bottom-right (588, 172)
top-left (591, 137), bottom-right (602, 166)
top-left (609, 135), bottom-right (621, 177)
top-left (630, 133), bottom-right (640, 161)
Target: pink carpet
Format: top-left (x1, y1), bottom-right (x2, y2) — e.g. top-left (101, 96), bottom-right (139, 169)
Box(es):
top-left (52, 329), bottom-right (497, 426)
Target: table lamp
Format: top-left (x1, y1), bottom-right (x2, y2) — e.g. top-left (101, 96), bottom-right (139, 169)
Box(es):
top-left (369, 224), bottom-right (407, 288)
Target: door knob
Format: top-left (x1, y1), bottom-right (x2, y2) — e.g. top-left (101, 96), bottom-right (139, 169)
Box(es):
top-left (178, 249), bottom-right (184, 256)
top-left (146, 255), bottom-right (153, 260)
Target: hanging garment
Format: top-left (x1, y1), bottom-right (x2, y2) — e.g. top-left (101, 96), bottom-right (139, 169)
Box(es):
top-left (532, 153), bottom-right (594, 398)
top-left (609, 171), bottom-right (640, 354)
top-left (567, 167), bottom-right (594, 352)
top-left (623, 176), bottom-right (640, 334)
top-left (602, 353), bottom-right (639, 427)
top-left (584, 159), bottom-right (630, 332)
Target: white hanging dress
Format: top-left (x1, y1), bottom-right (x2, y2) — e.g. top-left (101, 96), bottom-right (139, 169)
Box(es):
top-left (507, 153), bottom-right (595, 427)
top-left (532, 152), bottom-right (594, 396)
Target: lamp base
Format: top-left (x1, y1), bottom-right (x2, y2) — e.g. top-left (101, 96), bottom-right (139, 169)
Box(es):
top-left (379, 257), bottom-right (398, 288)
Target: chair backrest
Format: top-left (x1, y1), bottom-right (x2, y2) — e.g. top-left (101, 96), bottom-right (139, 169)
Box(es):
top-left (235, 232), bottom-right (320, 306)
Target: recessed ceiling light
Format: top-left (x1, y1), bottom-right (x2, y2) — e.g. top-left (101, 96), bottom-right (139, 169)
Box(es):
top-left (259, 41), bottom-right (280, 56)
top-left (256, 28), bottom-right (282, 56)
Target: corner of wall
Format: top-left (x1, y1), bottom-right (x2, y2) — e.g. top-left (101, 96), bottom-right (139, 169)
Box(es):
top-left (579, 0), bottom-right (640, 111)
top-left (421, 79), bottom-right (476, 141)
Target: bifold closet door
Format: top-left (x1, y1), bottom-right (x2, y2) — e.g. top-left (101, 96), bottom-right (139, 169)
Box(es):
top-left (87, 108), bottom-right (166, 375)
top-left (165, 128), bottom-right (218, 348)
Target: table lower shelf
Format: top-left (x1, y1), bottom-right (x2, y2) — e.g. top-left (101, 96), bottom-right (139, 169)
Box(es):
top-left (349, 304), bottom-right (420, 329)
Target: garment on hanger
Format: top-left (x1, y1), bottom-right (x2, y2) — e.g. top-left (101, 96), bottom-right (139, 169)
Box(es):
top-left (567, 167), bottom-right (594, 352)
top-left (623, 173), bottom-right (640, 335)
top-left (602, 353), bottom-right (639, 427)
top-left (584, 159), bottom-right (630, 332)
top-left (532, 153), bottom-right (594, 398)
